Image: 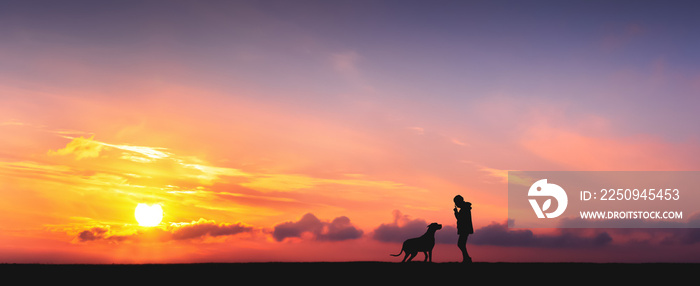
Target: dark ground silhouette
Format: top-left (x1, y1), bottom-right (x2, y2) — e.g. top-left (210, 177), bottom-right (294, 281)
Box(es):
top-left (1, 262), bottom-right (694, 284)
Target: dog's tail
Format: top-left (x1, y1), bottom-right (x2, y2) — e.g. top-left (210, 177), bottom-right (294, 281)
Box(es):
top-left (389, 248), bottom-right (403, 257)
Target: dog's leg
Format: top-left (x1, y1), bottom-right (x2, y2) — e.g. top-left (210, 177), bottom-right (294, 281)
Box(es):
top-left (407, 252), bottom-right (417, 262)
top-left (428, 250), bottom-right (432, 262)
top-left (402, 252), bottom-right (409, 263)
top-left (423, 251), bottom-right (429, 262)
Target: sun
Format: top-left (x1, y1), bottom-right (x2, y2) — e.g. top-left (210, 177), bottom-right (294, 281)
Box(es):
top-left (135, 203), bottom-right (163, 227)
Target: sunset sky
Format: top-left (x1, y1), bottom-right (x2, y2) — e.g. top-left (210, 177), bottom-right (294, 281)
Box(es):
top-left (2, 1), bottom-right (700, 263)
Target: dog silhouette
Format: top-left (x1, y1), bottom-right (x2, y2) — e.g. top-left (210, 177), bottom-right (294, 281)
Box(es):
top-left (390, 222), bottom-right (442, 262)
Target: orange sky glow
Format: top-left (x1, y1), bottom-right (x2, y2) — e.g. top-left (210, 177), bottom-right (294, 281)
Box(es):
top-left (2, 1), bottom-right (700, 263)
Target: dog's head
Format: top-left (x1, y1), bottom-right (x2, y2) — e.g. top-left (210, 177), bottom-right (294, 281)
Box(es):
top-left (428, 222), bottom-right (443, 231)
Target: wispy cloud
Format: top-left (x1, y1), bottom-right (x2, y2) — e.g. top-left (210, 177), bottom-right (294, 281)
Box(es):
top-left (48, 136), bottom-right (104, 160)
top-left (49, 135), bottom-right (171, 161)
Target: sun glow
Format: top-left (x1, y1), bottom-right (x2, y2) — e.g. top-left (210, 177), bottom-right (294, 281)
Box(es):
top-left (135, 203), bottom-right (164, 227)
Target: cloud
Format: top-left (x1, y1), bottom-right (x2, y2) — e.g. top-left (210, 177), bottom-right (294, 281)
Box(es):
top-left (461, 160), bottom-right (516, 184)
top-left (322, 216), bottom-right (364, 242)
top-left (272, 213), bottom-right (363, 242)
top-left (105, 144), bottom-right (169, 160)
top-left (371, 211), bottom-right (700, 250)
top-left (76, 225), bottom-right (131, 243)
top-left (656, 213), bottom-right (700, 245)
top-left (407, 126), bottom-right (424, 135)
top-left (240, 172), bottom-right (411, 193)
top-left (469, 218), bottom-right (700, 249)
top-left (330, 51), bottom-right (361, 76)
top-left (328, 50), bottom-right (376, 92)
top-left (77, 226), bottom-right (110, 242)
top-left (557, 212), bottom-right (700, 246)
top-left (47, 135), bottom-right (172, 163)
top-left (48, 135), bottom-right (172, 161)
top-left (74, 219), bottom-right (253, 243)
top-left (45, 134), bottom-right (251, 187)
top-left (470, 220), bottom-right (612, 248)
top-left (241, 174), bottom-right (318, 192)
top-left (600, 23), bottom-right (645, 52)
top-left (48, 135), bottom-right (104, 159)
top-left (370, 211), bottom-right (689, 250)
top-left (372, 210), bottom-right (456, 244)
top-left (450, 138), bottom-right (468, 146)
top-left (660, 228), bottom-right (700, 245)
top-left (167, 218), bottom-right (253, 240)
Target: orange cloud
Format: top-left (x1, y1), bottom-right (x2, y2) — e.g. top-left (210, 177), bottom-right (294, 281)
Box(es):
top-left (50, 135), bottom-right (172, 161)
top-left (48, 135), bottom-right (103, 160)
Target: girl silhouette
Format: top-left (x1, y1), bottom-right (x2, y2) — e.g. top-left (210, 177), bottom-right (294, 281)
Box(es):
top-left (453, 195), bottom-right (473, 263)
